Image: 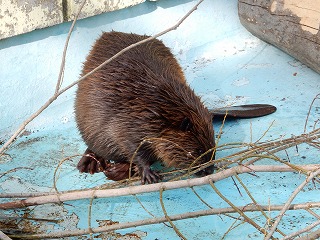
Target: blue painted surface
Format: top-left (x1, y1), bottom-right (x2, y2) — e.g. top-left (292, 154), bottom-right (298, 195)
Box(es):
top-left (0, 0), bottom-right (319, 239)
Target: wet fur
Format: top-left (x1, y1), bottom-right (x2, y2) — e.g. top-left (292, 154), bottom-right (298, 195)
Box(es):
top-left (75, 31), bottom-right (215, 183)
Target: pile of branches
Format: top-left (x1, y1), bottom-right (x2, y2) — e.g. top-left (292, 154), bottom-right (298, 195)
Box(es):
top-left (1, 126), bottom-right (319, 239)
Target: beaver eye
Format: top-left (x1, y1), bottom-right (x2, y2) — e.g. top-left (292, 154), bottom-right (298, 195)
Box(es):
top-left (180, 117), bottom-right (193, 132)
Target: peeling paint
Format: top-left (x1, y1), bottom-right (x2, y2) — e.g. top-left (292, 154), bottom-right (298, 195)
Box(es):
top-left (0, 176), bottom-right (51, 192)
top-left (67, 0), bottom-right (146, 21)
top-left (0, 0), bottom-right (147, 39)
top-left (232, 77), bottom-right (250, 87)
top-left (0, 0), bottom-right (63, 39)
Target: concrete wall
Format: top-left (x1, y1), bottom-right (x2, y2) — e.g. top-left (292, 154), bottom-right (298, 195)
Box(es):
top-left (0, 0), bottom-right (146, 39)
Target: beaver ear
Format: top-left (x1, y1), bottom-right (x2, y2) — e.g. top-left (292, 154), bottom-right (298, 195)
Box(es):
top-left (180, 117), bottom-right (193, 131)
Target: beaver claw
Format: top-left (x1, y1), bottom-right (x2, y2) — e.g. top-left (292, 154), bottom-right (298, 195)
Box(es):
top-left (141, 167), bottom-right (161, 184)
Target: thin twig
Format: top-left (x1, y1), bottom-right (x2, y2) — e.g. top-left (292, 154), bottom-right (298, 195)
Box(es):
top-left (0, 1), bottom-right (87, 155)
top-left (88, 195), bottom-right (95, 240)
top-left (264, 168), bottom-right (320, 239)
top-left (0, 167), bottom-right (33, 179)
top-left (159, 188), bottom-right (187, 239)
top-left (305, 208), bottom-right (320, 220)
top-left (296, 228), bottom-right (320, 240)
top-left (254, 120), bottom-right (276, 144)
top-left (235, 175), bottom-right (285, 237)
top-left (282, 219), bottom-right (320, 240)
top-left (222, 215), bottom-right (245, 240)
top-left (209, 180), bottom-right (271, 239)
top-left (304, 93), bottom-right (320, 133)
top-left (190, 186), bottom-right (213, 209)
top-left (55, 1), bottom-right (87, 93)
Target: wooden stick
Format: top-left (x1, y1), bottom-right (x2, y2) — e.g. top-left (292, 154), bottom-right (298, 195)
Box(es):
top-left (1, 164), bottom-right (319, 210)
top-left (9, 201), bottom-right (320, 239)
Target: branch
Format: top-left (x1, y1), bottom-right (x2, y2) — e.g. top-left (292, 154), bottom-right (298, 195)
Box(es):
top-left (1, 164), bottom-right (319, 210)
top-left (0, 231), bottom-right (12, 240)
top-left (210, 180), bottom-right (269, 238)
top-left (283, 220), bottom-right (320, 240)
top-left (296, 228), bottom-right (320, 240)
top-left (8, 201), bottom-right (320, 239)
top-left (55, 1), bottom-right (87, 94)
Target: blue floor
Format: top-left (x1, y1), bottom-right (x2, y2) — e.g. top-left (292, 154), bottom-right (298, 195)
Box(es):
top-left (1, 0), bottom-right (319, 239)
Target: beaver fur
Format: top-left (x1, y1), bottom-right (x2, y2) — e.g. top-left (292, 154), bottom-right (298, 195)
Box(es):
top-left (75, 31), bottom-right (215, 184)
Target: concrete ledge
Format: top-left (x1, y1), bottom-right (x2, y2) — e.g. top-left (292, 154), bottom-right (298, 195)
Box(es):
top-left (66, 0), bottom-right (146, 21)
top-left (0, 0), bottom-right (63, 39)
top-left (0, 0), bottom-right (147, 40)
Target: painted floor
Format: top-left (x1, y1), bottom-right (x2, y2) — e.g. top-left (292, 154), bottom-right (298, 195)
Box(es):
top-left (0, 0), bottom-right (319, 239)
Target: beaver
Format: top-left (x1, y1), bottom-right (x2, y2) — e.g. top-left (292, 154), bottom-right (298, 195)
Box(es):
top-left (75, 31), bottom-right (215, 184)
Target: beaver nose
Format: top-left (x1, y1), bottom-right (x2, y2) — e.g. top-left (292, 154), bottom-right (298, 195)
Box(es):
top-left (195, 164), bottom-right (215, 176)
top-left (201, 150), bottom-right (215, 164)
top-left (194, 150), bottom-right (215, 176)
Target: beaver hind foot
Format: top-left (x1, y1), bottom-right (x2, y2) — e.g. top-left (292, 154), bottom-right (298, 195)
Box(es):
top-left (77, 148), bottom-right (107, 174)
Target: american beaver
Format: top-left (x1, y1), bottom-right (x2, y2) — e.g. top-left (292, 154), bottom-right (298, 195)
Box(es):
top-left (75, 31), bottom-right (215, 184)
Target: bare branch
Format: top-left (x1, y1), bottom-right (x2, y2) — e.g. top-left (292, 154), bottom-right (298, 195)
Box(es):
top-left (55, 0), bottom-right (87, 94)
top-left (0, 231), bottom-right (12, 240)
top-left (8, 201), bottom-right (320, 239)
top-left (296, 228), bottom-right (320, 240)
top-left (283, 220), bottom-right (320, 240)
top-left (1, 164), bottom-right (319, 210)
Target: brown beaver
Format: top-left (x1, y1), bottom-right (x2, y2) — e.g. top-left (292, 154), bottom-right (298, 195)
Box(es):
top-left (75, 31), bottom-right (215, 184)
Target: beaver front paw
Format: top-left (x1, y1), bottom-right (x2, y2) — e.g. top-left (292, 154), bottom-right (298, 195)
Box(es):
top-left (141, 166), bottom-right (161, 184)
